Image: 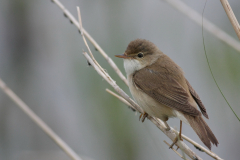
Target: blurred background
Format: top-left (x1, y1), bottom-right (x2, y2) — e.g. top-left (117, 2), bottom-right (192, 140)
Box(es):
top-left (0, 0), bottom-right (240, 159)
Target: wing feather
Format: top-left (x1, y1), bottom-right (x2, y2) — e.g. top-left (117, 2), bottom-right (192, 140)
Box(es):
top-left (185, 79), bottom-right (209, 118)
top-left (133, 59), bottom-right (201, 117)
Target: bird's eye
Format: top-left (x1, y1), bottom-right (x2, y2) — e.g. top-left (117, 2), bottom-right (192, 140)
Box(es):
top-left (137, 52), bottom-right (144, 58)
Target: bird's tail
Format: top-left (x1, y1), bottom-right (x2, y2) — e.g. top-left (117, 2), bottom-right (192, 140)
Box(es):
top-left (185, 115), bottom-right (219, 150)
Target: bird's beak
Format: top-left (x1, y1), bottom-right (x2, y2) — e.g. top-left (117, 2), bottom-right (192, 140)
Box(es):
top-left (115, 53), bottom-right (130, 59)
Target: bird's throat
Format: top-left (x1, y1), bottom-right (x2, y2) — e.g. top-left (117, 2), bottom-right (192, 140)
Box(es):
top-left (123, 59), bottom-right (146, 76)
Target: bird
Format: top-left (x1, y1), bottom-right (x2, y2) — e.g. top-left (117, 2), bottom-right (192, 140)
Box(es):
top-left (115, 39), bottom-right (218, 150)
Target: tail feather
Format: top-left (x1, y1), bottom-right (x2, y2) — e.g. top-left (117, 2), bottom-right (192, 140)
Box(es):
top-left (200, 117), bottom-right (219, 146)
top-left (185, 115), bottom-right (219, 150)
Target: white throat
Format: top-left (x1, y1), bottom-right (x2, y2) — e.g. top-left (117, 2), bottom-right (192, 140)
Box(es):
top-left (123, 59), bottom-right (146, 76)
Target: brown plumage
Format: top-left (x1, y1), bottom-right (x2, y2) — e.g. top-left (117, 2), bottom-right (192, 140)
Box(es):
top-left (116, 39), bottom-right (219, 150)
top-left (186, 79), bottom-right (209, 119)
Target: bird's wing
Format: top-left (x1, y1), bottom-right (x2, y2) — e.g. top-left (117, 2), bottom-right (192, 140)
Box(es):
top-left (185, 79), bottom-right (209, 118)
top-left (133, 65), bottom-right (201, 117)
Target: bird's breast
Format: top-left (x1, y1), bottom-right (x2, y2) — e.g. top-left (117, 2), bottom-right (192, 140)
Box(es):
top-left (127, 74), bottom-right (175, 121)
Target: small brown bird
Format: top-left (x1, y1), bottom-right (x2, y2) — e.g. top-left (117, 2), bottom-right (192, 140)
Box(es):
top-left (115, 39), bottom-right (218, 150)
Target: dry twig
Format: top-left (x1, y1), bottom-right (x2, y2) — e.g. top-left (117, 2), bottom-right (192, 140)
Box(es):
top-left (182, 134), bottom-right (221, 159)
top-left (163, 0), bottom-right (240, 52)
top-left (220, 0), bottom-right (240, 40)
top-left (106, 89), bottom-right (132, 108)
top-left (0, 79), bottom-right (82, 160)
top-left (164, 141), bottom-right (189, 160)
top-left (51, 0), bottom-right (128, 85)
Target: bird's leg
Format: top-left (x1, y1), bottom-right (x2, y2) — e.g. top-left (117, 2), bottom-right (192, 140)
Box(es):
top-left (179, 120), bottom-right (183, 141)
top-left (164, 120), bottom-right (170, 131)
top-left (139, 112), bottom-right (148, 122)
top-left (169, 120), bottom-right (183, 149)
top-left (169, 137), bottom-right (178, 149)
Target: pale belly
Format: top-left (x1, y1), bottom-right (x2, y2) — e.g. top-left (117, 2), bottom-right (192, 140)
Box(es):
top-left (128, 75), bottom-right (189, 124)
top-left (128, 76), bottom-right (174, 121)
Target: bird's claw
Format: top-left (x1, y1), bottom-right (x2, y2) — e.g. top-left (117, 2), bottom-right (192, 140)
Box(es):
top-left (139, 112), bottom-right (148, 122)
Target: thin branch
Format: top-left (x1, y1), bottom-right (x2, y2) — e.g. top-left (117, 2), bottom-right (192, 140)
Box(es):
top-left (0, 78), bottom-right (82, 160)
top-left (83, 52), bottom-right (141, 112)
top-left (164, 141), bottom-right (189, 160)
top-left (220, 0), bottom-right (240, 40)
top-left (163, 0), bottom-right (240, 52)
top-left (182, 135), bottom-right (222, 159)
top-left (77, 7), bottom-right (83, 36)
top-left (106, 89), bottom-right (132, 107)
top-left (51, 0), bottom-right (128, 85)
top-left (201, 1), bottom-right (239, 121)
top-left (77, 6), bottom-right (107, 79)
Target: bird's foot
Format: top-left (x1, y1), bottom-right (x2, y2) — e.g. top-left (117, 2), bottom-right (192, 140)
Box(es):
top-left (139, 112), bottom-right (148, 122)
top-left (169, 136), bottom-right (178, 149)
top-left (169, 133), bottom-right (183, 149)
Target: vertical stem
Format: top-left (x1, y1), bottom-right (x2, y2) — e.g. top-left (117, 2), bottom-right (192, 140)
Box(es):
top-left (220, 0), bottom-right (240, 40)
